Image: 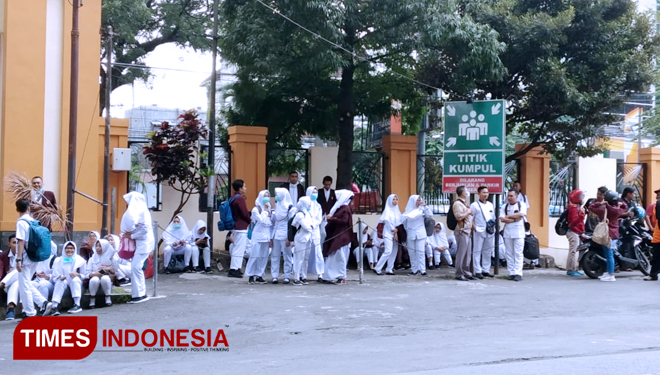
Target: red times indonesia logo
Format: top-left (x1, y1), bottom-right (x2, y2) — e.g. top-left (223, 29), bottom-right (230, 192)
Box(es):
top-left (14, 317), bottom-right (97, 360)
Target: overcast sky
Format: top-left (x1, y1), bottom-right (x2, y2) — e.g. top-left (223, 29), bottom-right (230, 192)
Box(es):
top-left (110, 0), bottom-right (658, 120)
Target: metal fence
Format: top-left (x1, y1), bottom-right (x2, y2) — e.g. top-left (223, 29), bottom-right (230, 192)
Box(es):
top-left (617, 162), bottom-right (647, 209)
top-left (267, 148), bottom-right (310, 195)
top-left (504, 160), bottom-right (520, 189)
top-left (549, 161), bottom-right (577, 217)
top-left (352, 151), bottom-right (386, 213)
top-left (198, 145), bottom-right (232, 212)
top-left (417, 154), bottom-right (451, 214)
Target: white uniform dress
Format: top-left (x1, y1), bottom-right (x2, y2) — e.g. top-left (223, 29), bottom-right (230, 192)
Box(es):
top-left (270, 187), bottom-right (295, 281)
top-left (85, 239), bottom-right (118, 306)
top-left (15, 213), bottom-right (49, 317)
top-left (31, 241), bottom-right (56, 300)
top-left (428, 222), bottom-right (453, 266)
top-left (292, 197), bottom-right (313, 281)
top-left (245, 190), bottom-right (273, 278)
top-left (471, 199), bottom-right (495, 274)
top-left (305, 186), bottom-right (325, 277)
top-left (374, 194), bottom-right (402, 274)
top-left (190, 220), bottom-right (212, 270)
top-left (50, 241), bottom-right (86, 307)
top-left (402, 195), bottom-right (432, 274)
top-left (500, 201), bottom-right (527, 277)
top-left (121, 192), bottom-right (155, 299)
top-left (162, 215), bottom-right (193, 269)
top-left (2, 250), bottom-right (19, 306)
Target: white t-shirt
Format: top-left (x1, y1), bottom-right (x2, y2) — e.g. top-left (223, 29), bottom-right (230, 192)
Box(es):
top-left (500, 201), bottom-right (527, 239)
top-left (289, 184), bottom-right (299, 203)
top-left (471, 200), bottom-right (495, 233)
top-left (16, 213), bottom-right (33, 264)
top-left (519, 193), bottom-right (530, 210)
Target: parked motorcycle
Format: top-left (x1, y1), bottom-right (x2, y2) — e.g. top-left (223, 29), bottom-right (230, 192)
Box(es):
top-left (578, 218), bottom-right (653, 279)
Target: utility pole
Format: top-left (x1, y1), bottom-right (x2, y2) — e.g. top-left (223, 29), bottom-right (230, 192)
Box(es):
top-left (101, 26), bottom-right (113, 238)
top-left (66, 0), bottom-right (81, 237)
top-left (206, 0), bottom-right (220, 251)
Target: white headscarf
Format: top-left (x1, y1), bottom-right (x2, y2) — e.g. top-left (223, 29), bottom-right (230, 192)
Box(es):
top-left (274, 187), bottom-right (294, 216)
top-left (88, 231), bottom-right (100, 244)
top-left (121, 192), bottom-right (152, 233)
top-left (50, 241), bottom-right (58, 256)
top-left (57, 241), bottom-right (86, 272)
top-left (191, 220), bottom-right (210, 240)
top-left (329, 190), bottom-right (354, 215)
top-left (380, 194), bottom-right (402, 226)
top-left (297, 196), bottom-right (312, 213)
top-left (107, 234), bottom-right (121, 252)
top-left (404, 195), bottom-right (421, 215)
top-left (306, 186), bottom-right (321, 216)
top-left (90, 239), bottom-right (115, 267)
top-left (162, 215), bottom-right (191, 243)
top-left (255, 190), bottom-right (270, 211)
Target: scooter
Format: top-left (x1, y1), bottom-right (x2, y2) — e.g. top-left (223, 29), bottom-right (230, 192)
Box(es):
top-left (578, 219), bottom-right (653, 279)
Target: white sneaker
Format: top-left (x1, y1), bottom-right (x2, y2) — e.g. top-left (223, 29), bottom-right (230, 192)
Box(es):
top-left (600, 274), bottom-right (616, 282)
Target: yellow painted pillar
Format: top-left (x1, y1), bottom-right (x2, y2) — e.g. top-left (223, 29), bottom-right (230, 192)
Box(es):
top-left (640, 147), bottom-right (660, 206)
top-left (517, 144), bottom-right (551, 247)
top-left (382, 135), bottom-right (418, 201)
top-left (228, 126), bottom-right (268, 206)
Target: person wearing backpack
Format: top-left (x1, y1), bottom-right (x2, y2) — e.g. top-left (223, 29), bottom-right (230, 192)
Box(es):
top-left (291, 196), bottom-right (314, 285)
top-left (270, 187), bottom-right (295, 284)
top-left (245, 190), bottom-right (273, 285)
top-left (588, 190), bottom-right (628, 282)
top-left (566, 190), bottom-right (586, 277)
top-left (229, 179), bottom-right (251, 278)
top-left (470, 186), bottom-right (496, 279)
top-left (14, 199), bottom-right (50, 318)
top-left (452, 186), bottom-right (474, 281)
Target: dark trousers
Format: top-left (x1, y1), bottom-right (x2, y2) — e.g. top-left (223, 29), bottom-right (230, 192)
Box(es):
top-left (651, 243), bottom-right (660, 277)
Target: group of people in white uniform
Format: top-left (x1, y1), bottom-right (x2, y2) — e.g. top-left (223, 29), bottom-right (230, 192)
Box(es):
top-left (161, 216), bottom-right (214, 274)
top-left (2, 192), bottom-right (156, 320)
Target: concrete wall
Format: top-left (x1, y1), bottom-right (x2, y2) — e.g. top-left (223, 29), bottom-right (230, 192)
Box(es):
top-left (309, 146), bottom-right (338, 189)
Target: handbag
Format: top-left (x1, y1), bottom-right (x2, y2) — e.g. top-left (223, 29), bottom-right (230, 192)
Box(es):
top-left (477, 201), bottom-right (496, 235)
top-left (376, 222), bottom-right (384, 239)
top-left (117, 236), bottom-right (137, 260)
top-left (424, 216), bottom-right (435, 237)
top-left (592, 217), bottom-right (610, 246)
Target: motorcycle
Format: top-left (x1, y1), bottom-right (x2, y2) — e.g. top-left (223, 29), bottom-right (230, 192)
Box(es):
top-left (578, 218), bottom-right (653, 279)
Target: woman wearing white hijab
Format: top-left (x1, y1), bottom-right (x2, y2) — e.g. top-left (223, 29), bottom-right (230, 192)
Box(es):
top-left (402, 195), bottom-right (432, 276)
top-left (190, 220), bottom-right (212, 273)
top-left (305, 186), bottom-right (324, 280)
top-left (292, 196), bottom-right (314, 285)
top-left (121, 191), bottom-right (154, 304)
top-left (322, 190), bottom-right (354, 283)
top-left (373, 194), bottom-right (402, 275)
top-left (86, 239), bottom-right (117, 308)
top-left (162, 215), bottom-right (193, 273)
top-left (106, 234), bottom-right (131, 285)
top-left (245, 190), bottom-right (273, 284)
top-left (428, 221), bottom-right (453, 267)
top-left (270, 187), bottom-right (295, 284)
top-left (42, 241), bottom-right (86, 316)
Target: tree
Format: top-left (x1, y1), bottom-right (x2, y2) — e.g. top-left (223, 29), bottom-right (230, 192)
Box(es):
top-left (221, 0), bottom-right (504, 188)
top-left (101, 0), bottom-right (212, 112)
top-left (143, 110), bottom-right (210, 226)
top-left (419, 0), bottom-right (660, 161)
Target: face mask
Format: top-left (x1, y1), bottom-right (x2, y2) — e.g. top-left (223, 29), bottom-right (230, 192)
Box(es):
top-left (275, 196), bottom-right (281, 203)
top-left (63, 255), bottom-right (74, 263)
top-left (263, 198), bottom-right (270, 204)
top-left (311, 194), bottom-right (318, 201)
top-left (173, 224), bottom-right (181, 230)
top-left (306, 207), bottom-right (311, 212)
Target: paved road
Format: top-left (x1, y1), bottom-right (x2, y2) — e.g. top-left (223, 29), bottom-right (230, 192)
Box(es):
top-left (2, 268), bottom-right (660, 374)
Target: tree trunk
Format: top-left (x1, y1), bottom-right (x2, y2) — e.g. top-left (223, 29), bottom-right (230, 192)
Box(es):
top-left (336, 64), bottom-right (356, 190)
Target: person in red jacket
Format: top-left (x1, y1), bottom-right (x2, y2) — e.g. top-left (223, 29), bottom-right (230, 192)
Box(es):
top-left (588, 190), bottom-right (628, 282)
top-left (228, 179), bottom-right (251, 278)
top-left (566, 190), bottom-right (586, 277)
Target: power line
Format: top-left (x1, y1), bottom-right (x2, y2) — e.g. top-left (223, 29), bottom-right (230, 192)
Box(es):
top-left (113, 62), bottom-right (237, 77)
top-left (254, 0), bottom-right (441, 92)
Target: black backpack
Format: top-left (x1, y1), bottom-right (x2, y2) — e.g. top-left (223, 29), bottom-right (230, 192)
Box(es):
top-left (555, 209), bottom-right (570, 236)
top-left (286, 205), bottom-right (297, 242)
top-left (446, 201), bottom-right (458, 230)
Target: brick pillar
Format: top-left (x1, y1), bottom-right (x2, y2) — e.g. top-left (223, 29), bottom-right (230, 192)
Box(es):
top-left (640, 147), bottom-right (660, 207)
top-left (517, 144), bottom-right (551, 247)
top-left (228, 126), bottom-right (268, 206)
top-left (382, 135), bottom-right (418, 201)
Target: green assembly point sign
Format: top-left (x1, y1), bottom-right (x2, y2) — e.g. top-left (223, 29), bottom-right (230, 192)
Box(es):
top-left (442, 100), bottom-right (506, 193)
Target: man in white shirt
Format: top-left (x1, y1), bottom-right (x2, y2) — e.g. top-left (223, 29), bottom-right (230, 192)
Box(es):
top-left (14, 199), bottom-right (49, 318)
top-left (470, 186), bottom-right (495, 278)
top-left (513, 181), bottom-right (529, 210)
top-left (499, 190), bottom-right (527, 281)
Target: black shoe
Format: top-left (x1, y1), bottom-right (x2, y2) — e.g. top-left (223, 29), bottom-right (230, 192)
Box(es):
top-left (385, 271), bottom-right (395, 275)
top-left (474, 273), bottom-right (484, 280)
top-left (420, 272), bottom-right (427, 276)
top-left (204, 267), bottom-right (213, 274)
top-left (248, 276), bottom-right (255, 284)
top-left (272, 278), bottom-right (279, 284)
top-left (508, 275), bottom-right (515, 281)
top-left (374, 270), bottom-right (383, 275)
top-left (184, 266), bottom-right (192, 273)
top-left (466, 275), bottom-right (475, 280)
top-left (455, 275), bottom-right (469, 281)
top-left (105, 302), bottom-right (113, 308)
top-left (404, 263), bottom-right (411, 270)
top-left (644, 276), bottom-right (658, 281)
top-left (394, 264), bottom-right (404, 270)
top-left (255, 277), bottom-right (267, 284)
top-left (283, 278), bottom-right (290, 284)
top-left (482, 272), bottom-right (494, 278)
top-left (38, 301), bottom-right (49, 316)
top-left (514, 275), bottom-right (522, 281)
top-left (193, 266), bottom-right (203, 273)
top-left (165, 269), bottom-right (172, 274)
top-left (317, 277), bottom-right (323, 283)
top-left (301, 279), bottom-right (309, 285)
top-left (407, 271), bottom-right (416, 276)
top-left (448, 264), bottom-right (455, 268)
top-left (228, 269), bottom-right (242, 278)
top-left (20, 313), bottom-right (35, 320)
top-left (428, 265), bottom-right (435, 270)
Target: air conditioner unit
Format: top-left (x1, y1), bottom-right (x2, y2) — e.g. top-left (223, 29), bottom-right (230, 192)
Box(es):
top-left (112, 148), bottom-right (131, 171)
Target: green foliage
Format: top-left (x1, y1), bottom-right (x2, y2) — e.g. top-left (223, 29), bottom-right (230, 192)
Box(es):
top-left (448, 0), bottom-right (660, 161)
top-left (101, 0), bottom-right (213, 110)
